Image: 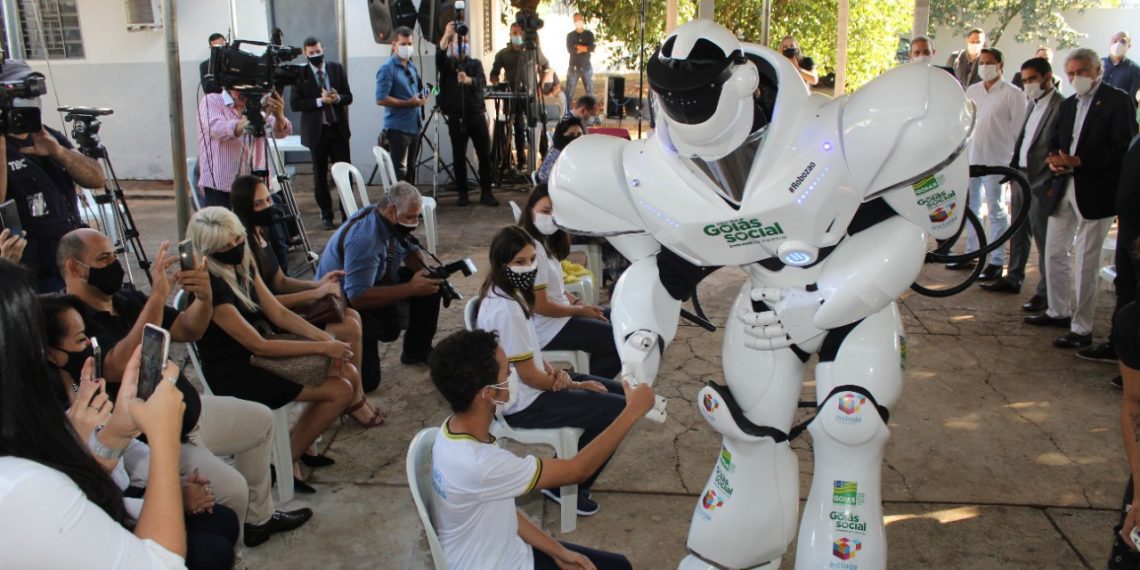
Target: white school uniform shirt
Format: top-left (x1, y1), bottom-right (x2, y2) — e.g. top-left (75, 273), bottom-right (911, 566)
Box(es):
top-left (532, 240), bottom-right (572, 346)
top-left (474, 287), bottom-right (545, 415)
top-left (966, 78), bottom-right (1029, 167)
top-left (431, 418), bottom-right (542, 570)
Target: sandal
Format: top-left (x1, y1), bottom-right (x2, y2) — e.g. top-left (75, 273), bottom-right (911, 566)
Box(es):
top-left (345, 399), bottom-right (385, 428)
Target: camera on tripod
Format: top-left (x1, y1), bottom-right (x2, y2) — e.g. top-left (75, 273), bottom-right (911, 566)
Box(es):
top-left (207, 39), bottom-right (305, 94)
top-left (59, 106), bottom-right (114, 158)
top-left (426, 257), bottom-right (477, 308)
top-left (0, 56), bottom-right (46, 135)
top-left (453, 0), bottom-right (469, 37)
top-left (511, 1), bottom-right (544, 49)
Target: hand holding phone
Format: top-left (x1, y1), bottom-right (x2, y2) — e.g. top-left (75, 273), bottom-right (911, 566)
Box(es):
top-left (91, 337), bottom-right (103, 379)
top-left (138, 324), bottom-right (172, 401)
top-left (178, 239), bottom-right (195, 272)
top-left (0, 200), bottom-right (22, 236)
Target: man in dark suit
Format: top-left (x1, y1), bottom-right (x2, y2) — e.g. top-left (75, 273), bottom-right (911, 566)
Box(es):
top-left (982, 57), bottom-right (1062, 310)
top-left (1024, 48), bottom-right (1137, 350)
top-left (1106, 136), bottom-right (1140, 387)
top-left (198, 33), bottom-right (226, 94)
top-left (290, 36), bottom-right (353, 230)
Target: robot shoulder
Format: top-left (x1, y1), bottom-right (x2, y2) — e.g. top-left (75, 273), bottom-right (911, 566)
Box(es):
top-left (549, 134), bottom-right (647, 236)
top-left (839, 64), bottom-right (974, 199)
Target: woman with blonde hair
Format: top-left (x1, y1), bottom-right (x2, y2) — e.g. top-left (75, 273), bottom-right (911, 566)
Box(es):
top-left (188, 207), bottom-right (354, 493)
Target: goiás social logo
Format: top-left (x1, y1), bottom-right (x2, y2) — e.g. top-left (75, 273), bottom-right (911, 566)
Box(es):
top-left (912, 174), bottom-right (958, 229)
top-left (832, 480), bottom-right (864, 506)
top-left (703, 217), bottom-right (785, 247)
top-left (829, 510), bottom-right (866, 534)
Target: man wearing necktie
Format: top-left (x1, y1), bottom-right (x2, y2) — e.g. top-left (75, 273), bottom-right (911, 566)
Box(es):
top-left (291, 36), bottom-right (354, 230)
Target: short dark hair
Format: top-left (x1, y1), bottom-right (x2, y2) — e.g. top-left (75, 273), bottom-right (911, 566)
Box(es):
top-left (967, 27), bottom-right (985, 38)
top-left (429, 330), bottom-right (501, 412)
top-left (208, 33), bottom-right (225, 44)
top-left (303, 36), bottom-right (321, 48)
top-left (520, 183), bottom-right (570, 260)
top-left (393, 26), bottom-right (414, 41)
top-left (1020, 57), bottom-right (1051, 76)
top-left (980, 47), bottom-right (1003, 63)
top-left (574, 94), bottom-right (598, 110)
top-left (38, 293), bottom-right (85, 349)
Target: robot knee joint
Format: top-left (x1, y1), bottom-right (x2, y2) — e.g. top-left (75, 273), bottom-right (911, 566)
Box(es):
top-left (814, 386), bottom-right (890, 447)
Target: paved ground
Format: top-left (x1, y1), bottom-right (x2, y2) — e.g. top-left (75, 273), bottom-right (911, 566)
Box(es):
top-left (110, 171), bottom-right (1127, 569)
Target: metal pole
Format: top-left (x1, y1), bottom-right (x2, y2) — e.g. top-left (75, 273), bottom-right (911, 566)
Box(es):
top-left (228, 0), bottom-right (239, 38)
top-left (912, 0), bottom-right (930, 38)
top-left (698, 0), bottom-right (714, 20)
top-left (835, 0), bottom-right (849, 96)
top-left (336, 0), bottom-right (348, 65)
top-left (760, 0), bottom-right (771, 46)
top-left (164, 0), bottom-right (191, 239)
top-left (1, 0), bottom-right (23, 58)
top-left (638, 0), bottom-right (648, 138)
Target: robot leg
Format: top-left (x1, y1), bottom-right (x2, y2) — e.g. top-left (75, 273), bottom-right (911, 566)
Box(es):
top-left (680, 285), bottom-right (806, 570)
top-left (794, 303), bottom-right (905, 570)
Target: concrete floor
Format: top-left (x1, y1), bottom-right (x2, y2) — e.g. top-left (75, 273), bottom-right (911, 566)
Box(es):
top-left (111, 173), bottom-right (1126, 569)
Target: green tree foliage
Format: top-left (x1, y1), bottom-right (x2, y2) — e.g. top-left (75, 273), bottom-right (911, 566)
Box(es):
top-left (930, 0), bottom-right (1109, 48)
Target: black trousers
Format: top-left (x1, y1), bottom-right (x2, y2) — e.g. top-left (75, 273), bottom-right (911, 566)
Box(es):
top-left (543, 316), bottom-right (621, 379)
top-left (384, 129), bottom-right (418, 182)
top-left (309, 124), bottom-right (351, 222)
top-left (532, 541), bottom-right (632, 570)
top-left (1111, 219), bottom-right (1140, 349)
top-left (185, 504), bottom-right (239, 570)
top-left (504, 376), bottom-right (624, 493)
top-left (359, 266), bottom-right (442, 392)
top-left (445, 111), bottom-right (493, 194)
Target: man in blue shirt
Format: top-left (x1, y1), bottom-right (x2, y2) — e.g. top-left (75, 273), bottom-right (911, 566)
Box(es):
top-left (1105, 31), bottom-right (1140, 108)
top-left (375, 26), bottom-right (426, 182)
top-left (317, 182), bottom-right (442, 392)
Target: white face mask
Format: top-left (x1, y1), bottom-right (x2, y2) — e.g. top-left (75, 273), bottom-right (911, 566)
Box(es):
top-left (575, 22), bottom-right (584, 32)
top-left (911, 55), bottom-right (933, 65)
top-left (533, 212), bottom-right (558, 235)
top-left (966, 42), bottom-right (982, 56)
top-left (396, 45), bottom-right (413, 60)
top-left (1111, 41), bottom-right (1128, 59)
top-left (979, 64), bottom-right (1001, 82)
top-left (1023, 82), bottom-right (1044, 100)
top-left (1071, 75), bottom-right (1096, 96)
top-left (487, 368), bottom-right (520, 409)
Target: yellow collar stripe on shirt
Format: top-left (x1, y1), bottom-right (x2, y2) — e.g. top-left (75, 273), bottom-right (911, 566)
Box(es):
top-left (507, 352), bottom-right (534, 363)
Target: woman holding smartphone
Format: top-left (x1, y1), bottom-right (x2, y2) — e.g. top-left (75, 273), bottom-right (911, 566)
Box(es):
top-left (188, 207), bottom-right (356, 493)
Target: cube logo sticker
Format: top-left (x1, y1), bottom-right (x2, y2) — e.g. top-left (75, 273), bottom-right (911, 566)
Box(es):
top-left (701, 489), bottom-right (725, 511)
top-left (832, 537), bottom-right (862, 561)
top-left (838, 393), bottom-right (865, 415)
top-left (703, 393), bottom-right (720, 413)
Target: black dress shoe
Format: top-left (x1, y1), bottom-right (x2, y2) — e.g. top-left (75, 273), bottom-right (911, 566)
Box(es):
top-left (300, 453), bottom-right (336, 468)
top-left (479, 192), bottom-right (500, 207)
top-left (1024, 314), bottom-right (1072, 328)
top-left (456, 193), bottom-right (471, 207)
top-left (1021, 294), bottom-right (1046, 312)
top-left (1052, 331), bottom-right (1092, 349)
top-left (321, 218), bottom-right (335, 231)
top-left (945, 261), bottom-right (977, 271)
top-left (1077, 342), bottom-right (1117, 363)
top-left (1112, 375), bottom-right (1124, 389)
top-left (979, 278), bottom-right (1020, 293)
top-left (976, 263), bottom-right (1004, 282)
top-left (293, 477), bottom-right (317, 494)
top-left (243, 508), bottom-right (314, 547)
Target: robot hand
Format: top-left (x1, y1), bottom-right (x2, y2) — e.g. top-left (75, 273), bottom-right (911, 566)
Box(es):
top-left (739, 286), bottom-right (827, 350)
top-left (619, 330), bottom-right (668, 423)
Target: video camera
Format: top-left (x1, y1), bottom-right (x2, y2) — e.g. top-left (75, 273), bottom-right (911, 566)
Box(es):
top-left (207, 38), bottom-right (305, 94)
top-left (0, 53), bottom-right (46, 135)
top-left (511, 1), bottom-right (543, 48)
top-left (59, 106), bottom-right (114, 158)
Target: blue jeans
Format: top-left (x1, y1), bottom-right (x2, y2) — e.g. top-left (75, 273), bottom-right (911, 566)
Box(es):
top-left (565, 65), bottom-right (594, 108)
top-left (965, 174), bottom-right (1008, 266)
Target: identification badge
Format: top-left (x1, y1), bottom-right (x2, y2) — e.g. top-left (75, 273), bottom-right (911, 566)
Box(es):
top-left (26, 192), bottom-right (49, 217)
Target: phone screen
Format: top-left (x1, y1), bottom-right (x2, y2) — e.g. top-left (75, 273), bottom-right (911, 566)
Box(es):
top-left (91, 337), bottom-right (102, 379)
top-left (178, 239), bottom-right (195, 271)
top-left (0, 200), bottom-right (21, 236)
top-left (138, 325), bottom-right (170, 401)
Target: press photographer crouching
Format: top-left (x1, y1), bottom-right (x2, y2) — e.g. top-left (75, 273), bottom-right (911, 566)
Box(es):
top-left (317, 182), bottom-right (452, 390)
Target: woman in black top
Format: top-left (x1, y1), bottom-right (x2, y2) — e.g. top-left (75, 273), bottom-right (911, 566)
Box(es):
top-left (187, 207), bottom-right (356, 489)
top-left (230, 175), bottom-right (382, 427)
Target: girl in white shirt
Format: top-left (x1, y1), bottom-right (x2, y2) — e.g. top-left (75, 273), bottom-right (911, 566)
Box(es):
top-left (519, 184), bottom-right (621, 378)
top-left (474, 226), bottom-right (625, 516)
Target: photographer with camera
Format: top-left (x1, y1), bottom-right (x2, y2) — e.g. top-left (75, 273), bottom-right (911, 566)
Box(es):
top-left (778, 35), bottom-right (818, 87)
top-left (490, 22), bottom-right (555, 170)
top-left (316, 182), bottom-right (443, 392)
top-left (375, 26), bottom-right (425, 183)
top-left (0, 63), bottom-right (105, 292)
top-left (437, 22), bottom-right (498, 208)
top-left (195, 88), bottom-right (292, 209)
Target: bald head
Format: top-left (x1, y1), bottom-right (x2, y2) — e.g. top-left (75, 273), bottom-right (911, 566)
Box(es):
top-left (57, 228), bottom-right (115, 277)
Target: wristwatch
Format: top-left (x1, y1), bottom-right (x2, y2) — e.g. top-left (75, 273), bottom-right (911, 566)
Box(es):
top-left (87, 426), bottom-right (125, 461)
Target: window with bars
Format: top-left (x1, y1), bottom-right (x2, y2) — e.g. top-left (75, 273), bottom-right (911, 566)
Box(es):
top-left (17, 0), bottom-right (85, 59)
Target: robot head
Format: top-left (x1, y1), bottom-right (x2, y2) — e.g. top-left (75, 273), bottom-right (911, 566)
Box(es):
top-left (648, 20), bottom-right (759, 161)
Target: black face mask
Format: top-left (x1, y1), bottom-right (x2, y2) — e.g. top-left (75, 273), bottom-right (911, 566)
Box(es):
top-left (308, 54), bottom-right (325, 67)
top-left (211, 244), bottom-right (246, 266)
top-left (84, 259), bottom-right (125, 296)
top-left (59, 344), bottom-right (94, 381)
top-left (249, 208), bottom-right (277, 227)
top-left (505, 267), bottom-right (538, 292)
top-left (782, 47), bottom-right (798, 59)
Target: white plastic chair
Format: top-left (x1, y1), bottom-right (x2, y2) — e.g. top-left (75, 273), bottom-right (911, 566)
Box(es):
top-left (186, 157), bottom-right (202, 212)
top-left (173, 291), bottom-right (296, 504)
top-left (570, 244), bottom-right (604, 288)
top-left (420, 196), bottom-right (438, 256)
top-left (372, 146), bottom-right (400, 192)
top-left (331, 162), bottom-right (370, 217)
top-left (407, 428), bottom-right (448, 570)
top-left (510, 201), bottom-right (522, 223)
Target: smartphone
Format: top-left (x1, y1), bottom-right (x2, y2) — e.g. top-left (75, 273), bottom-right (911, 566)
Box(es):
top-left (178, 239), bottom-right (195, 271)
top-left (138, 324), bottom-right (171, 401)
top-left (90, 337), bottom-right (102, 379)
top-left (0, 199), bottom-right (21, 236)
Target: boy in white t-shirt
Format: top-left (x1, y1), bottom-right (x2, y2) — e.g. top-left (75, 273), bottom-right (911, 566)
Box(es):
top-left (427, 329), bottom-right (655, 570)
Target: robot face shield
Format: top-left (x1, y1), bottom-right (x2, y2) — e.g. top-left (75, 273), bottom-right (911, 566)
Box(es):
top-left (648, 40), bottom-right (740, 126)
top-left (686, 133), bottom-right (764, 206)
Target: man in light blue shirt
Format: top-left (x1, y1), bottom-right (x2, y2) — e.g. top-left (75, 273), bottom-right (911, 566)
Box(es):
top-left (375, 26), bottom-right (426, 181)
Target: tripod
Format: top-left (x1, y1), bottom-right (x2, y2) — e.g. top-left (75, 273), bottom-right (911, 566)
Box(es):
top-left (64, 110), bottom-right (153, 286)
top-left (411, 103), bottom-right (455, 199)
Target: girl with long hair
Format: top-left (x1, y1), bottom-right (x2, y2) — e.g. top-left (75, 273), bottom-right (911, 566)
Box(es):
top-left (519, 184), bottom-right (619, 378)
top-left (230, 175), bottom-right (382, 428)
top-left (187, 207), bottom-right (356, 493)
top-left (473, 226), bottom-right (624, 516)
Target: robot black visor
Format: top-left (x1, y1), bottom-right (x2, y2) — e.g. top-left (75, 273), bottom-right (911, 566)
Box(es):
top-left (648, 41), bottom-right (741, 125)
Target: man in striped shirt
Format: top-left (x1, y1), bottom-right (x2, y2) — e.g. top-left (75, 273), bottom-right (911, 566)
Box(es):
top-left (196, 89), bottom-right (292, 208)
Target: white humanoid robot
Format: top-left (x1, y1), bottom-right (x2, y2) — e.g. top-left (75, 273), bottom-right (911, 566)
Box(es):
top-left (549, 20), bottom-right (975, 570)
